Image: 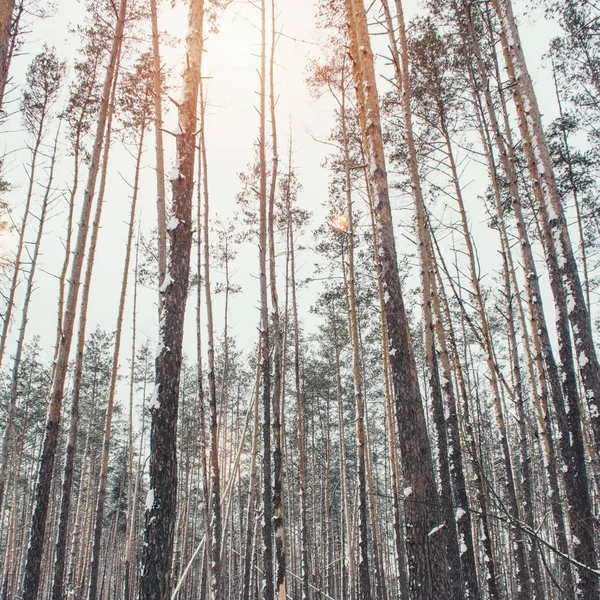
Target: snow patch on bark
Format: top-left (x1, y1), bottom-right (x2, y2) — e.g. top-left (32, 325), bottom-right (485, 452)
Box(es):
top-left (148, 384), bottom-right (160, 411)
top-left (428, 523), bottom-right (445, 537)
top-left (160, 273), bottom-right (174, 293)
top-left (146, 488), bottom-right (154, 511)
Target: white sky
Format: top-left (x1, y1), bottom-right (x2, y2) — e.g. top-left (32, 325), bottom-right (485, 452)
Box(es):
top-left (0, 0), bottom-right (568, 384)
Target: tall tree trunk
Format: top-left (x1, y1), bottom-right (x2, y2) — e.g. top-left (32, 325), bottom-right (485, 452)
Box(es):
top-left (385, 1), bottom-right (465, 596)
top-left (124, 232), bottom-right (140, 600)
top-left (258, 1), bottom-right (274, 598)
top-left (344, 1), bottom-right (451, 597)
top-left (139, 0), bottom-right (204, 597)
top-left (288, 170), bottom-right (311, 600)
top-left (268, 2), bottom-right (285, 595)
top-left (200, 75), bottom-right (223, 600)
top-left (87, 107), bottom-right (146, 600)
top-left (240, 349), bottom-right (261, 600)
top-left (0, 122), bottom-right (59, 514)
top-left (150, 0), bottom-right (167, 286)
top-left (51, 62), bottom-right (121, 600)
top-left (52, 58), bottom-right (99, 381)
top-left (500, 247), bottom-right (544, 599)
top-left (0, 92), bottom-right (46, 374)
top-left (339, 142), bottom-right (372, 600)
top-left (492, 0), bottom-right (600, 455)
top-left (461, 4), bottom-right (582, 592)
top-left (21, 1), bottom-right (128, 595)
top-left (366, 169), bottom-right (409, 600)
top-left (196, 100), bottom-right (210, 600)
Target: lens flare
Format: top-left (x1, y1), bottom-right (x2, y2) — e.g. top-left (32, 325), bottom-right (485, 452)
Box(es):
top-left (329, 213), bottom-right (348, 233)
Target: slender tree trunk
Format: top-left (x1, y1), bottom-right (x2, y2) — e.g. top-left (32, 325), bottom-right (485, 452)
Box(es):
top-left (0, 106), bottom-right (45, 374)
top-left (288, 176), bottom-right (310, 600)
top-left (21, 2), bottom-right (128, 595)
top-left (334, 79), bottom-right (374, 600)
top-left (550, 58), bottom-right (591, 312)
top-left (0, 123), bottom-right (59, 516)
top-left (240, 348), bottom-right (261, 600)
top-left (151, 0), bottom-right (167, 286)
top-left (124, 232), bottom-right (140, 600)
top-left (258, 1), bottom-right (274, 598)
top-left (52, 59), bottom-right (99, 380)
top-left (200, 75), bottom-right (223, 600)
top-left (500, 247), bottom-right (544, 599)
top-left (339, 161), bottom-right (372, 600)
top-left (268, 5), bottom-right (286, 597)
top-left (196, 101), bottom-right (210, 600)
top-left (87, 109), bottom-right (146, 600)
top-left (51, 62), bottom-right (121, 600)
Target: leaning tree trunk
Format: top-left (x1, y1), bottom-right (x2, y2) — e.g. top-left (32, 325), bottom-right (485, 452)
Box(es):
top-left (366, 178), bottom-right (410, 600)
top-left (343, 1), bottom-right (451, 598)
top-left (492, 0), bottom-right (600, 453)
top-left (500, 247), bottom-right (544, 599)
top-left (0, 89), bottom-right (46, 374)
top-left (51, 63), bottom-right (121, 600)
top-left (21, 1), bottom-right (128, 596)
top-left (87, 105), bottom-right (146, 600)
top-left (481, 5), bottom-right (599, 594)
top-left (0, 123), bottom-right (59, 515)
top-left (390, 2), bottom-right (464, 596)
top-left (461, 4), bottom-right (582, 592)
top-left (139, 0), bottom-right (204, 597)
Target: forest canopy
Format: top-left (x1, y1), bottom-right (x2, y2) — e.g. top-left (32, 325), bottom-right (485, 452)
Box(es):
top-left (0, 0), bottom-right (599, 599)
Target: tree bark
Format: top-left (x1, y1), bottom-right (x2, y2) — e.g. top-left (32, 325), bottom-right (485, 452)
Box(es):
top-left (51, 62), bottom-right (120, 600)
top-left (87, 102), bottom-right (146, 600)
top-left (0, 122), bottom-right (59, 514)
top-left (0, 0), bottom-right (15, 109)
top-left (200, 76), bottom-right (223, 600)
top-left (21, 2), bottom-right (127, 595)
top-left (150, 0), bottom-right (167, 286)
top-left (492, 0), bottom-right (600, 456)
top-left (139, 0), bottom-right (204, 597)
top-left (344, 1), bottom-right (451, 597)
top-left (268, 3), bottom-right (286, 596)
top-left (258, 1), bottom-right (274, 598)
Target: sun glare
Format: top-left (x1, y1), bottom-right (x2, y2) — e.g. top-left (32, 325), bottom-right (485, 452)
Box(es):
top-left (329, 213), bottom-right (349, 233)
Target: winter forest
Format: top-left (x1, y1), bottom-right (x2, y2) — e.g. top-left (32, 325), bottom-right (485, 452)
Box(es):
top-left (0, 0), bottom-right (600, 598)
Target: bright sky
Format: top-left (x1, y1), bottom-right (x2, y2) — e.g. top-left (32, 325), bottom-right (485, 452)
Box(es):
top-left (0, 0), bottom-right (565, 377)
